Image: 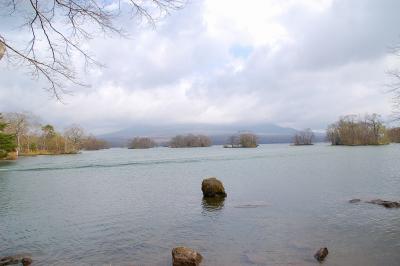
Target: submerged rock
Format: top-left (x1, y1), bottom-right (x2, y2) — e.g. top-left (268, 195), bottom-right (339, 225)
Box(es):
top-left (314, 247), bottom-right (328, 262)
top-left (201, 177), bottom-right (226, 198)
top-left (21, 258), bottom-right (33, 266)
top-left (242, 251), bottom-right (267, 265)
top-left (172, 247), bottom-right (203, 266)
top-left (0, 256), bottom-right (19, 266)
top-left (0, 255), bottom-right (32, 266)
top-left (349, 199), bottom-right (361, 203)
top-left (367, 199), bottom-right (400, 208)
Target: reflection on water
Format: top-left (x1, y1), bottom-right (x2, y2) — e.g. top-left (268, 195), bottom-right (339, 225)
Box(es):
top-left (233, 202), bottom-right (269, 208)
top-left (0, 160), bottom-right (16, 168)
top-left (201, 197), bottom-right (225, 212)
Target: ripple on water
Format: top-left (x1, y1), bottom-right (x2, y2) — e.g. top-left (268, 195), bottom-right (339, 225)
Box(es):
top-left (1, 145), bottom-right (400, 265)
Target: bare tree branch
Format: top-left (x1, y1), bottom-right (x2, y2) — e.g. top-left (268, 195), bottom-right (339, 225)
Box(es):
top-left (0, 0), bottom-right (185, 100)
top-left (386, 44), bottom-right (400, 121)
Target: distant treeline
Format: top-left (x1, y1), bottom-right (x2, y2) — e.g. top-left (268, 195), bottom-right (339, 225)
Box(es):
top-left (0, 112), bottom-right (108, 159)
top-left (4, 112), bottom-right (400, 159)
top-left (128, 133), bottom-right (260, 149)
top-left (103, 115), bottom-right (400, 149)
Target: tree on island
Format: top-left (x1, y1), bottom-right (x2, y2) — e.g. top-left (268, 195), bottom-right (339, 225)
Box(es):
top-left (64, 125), bottom-right (85, 151)
top-left (327, 114), bottom-right (389, 145)
top-left (226, 134), bottom-right (240, 148)
top-left (293, 129), bottom-right (314, 145)
top-left (225, 132), bottom-right (258, 148)
top-left (387, 127), bottom-right (400, 143)
top-left (0, 0), bottom-right (185, 99)
top-left (129, 137), bottom-right (156, 149)
top-left (240, 133), bottom-right (258, 148)
top-left (169, 134), bottom-right (212, 148)
top-left (81, 135), bottom-right (108, 150)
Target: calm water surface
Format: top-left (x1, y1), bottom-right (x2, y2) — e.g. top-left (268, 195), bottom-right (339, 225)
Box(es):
top-left (1, 144), bottom-right (400, 265)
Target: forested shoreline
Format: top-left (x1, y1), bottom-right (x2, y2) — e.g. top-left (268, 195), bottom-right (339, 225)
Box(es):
top-left (2, 112), bottom-right (400, 160)
top-left (0, 112), bottom-right (108, 160)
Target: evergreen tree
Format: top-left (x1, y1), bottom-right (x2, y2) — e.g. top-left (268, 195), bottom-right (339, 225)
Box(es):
top-left (0, 113), bottom-right (16, 158)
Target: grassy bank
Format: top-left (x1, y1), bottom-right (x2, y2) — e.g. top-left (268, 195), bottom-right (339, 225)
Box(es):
top-left (19, 150), bottom-right (79, 156)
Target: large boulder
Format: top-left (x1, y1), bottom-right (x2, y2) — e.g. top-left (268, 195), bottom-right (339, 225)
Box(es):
top-left (314, 247), bottom-right (328, 262)
top-left (201, 177), bottom-right (227, 198)
top-left (172, 247), bottom-right (202, 266)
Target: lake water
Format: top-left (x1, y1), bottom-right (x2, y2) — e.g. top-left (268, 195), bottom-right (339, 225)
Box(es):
top-left (1, 144), bottom-right (400, 265)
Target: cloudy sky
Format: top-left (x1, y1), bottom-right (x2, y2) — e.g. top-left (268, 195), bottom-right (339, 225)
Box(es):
top-left (1, 0), bottom-right (400, 134)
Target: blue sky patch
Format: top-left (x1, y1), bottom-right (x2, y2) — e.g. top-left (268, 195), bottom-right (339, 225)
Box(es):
top-left (230, 44), bottom-right (253, 58)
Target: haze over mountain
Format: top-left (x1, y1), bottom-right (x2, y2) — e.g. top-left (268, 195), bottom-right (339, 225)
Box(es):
top-left (99, 122), bottom-right (325, 146)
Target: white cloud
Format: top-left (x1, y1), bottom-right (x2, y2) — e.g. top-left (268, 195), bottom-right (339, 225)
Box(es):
top-left (0, 0), bottom-right (399, 133)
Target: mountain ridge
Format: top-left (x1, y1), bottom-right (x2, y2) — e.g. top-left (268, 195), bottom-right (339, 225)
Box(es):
top-left (98, 122), bottom-right (313, 146)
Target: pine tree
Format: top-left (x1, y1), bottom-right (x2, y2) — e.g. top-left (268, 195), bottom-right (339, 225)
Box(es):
top-left (0, 113), bottom-right (16, 158)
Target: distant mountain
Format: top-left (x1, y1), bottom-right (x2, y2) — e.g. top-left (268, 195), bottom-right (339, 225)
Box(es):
top-left (98, 123), bottom-right (325, 147)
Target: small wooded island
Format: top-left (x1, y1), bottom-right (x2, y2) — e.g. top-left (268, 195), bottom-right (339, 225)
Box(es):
top-left (169, 134), bottom-right (212, 148)
top-left (327, 114), bottom-right (390, 145)
top-left (224, 133), bottom-right (258, 148)
top-left (129, 137), bottom-right (156, 149)
top-left (292, 128), bottom-right (314, 145)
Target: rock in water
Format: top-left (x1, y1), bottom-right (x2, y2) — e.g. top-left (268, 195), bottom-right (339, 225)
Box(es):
top-left (0, 256), bottom-right (19, 266)
top-left (201, 177), bottom-right (227, 198)
top-left (0, 255), bottom-right (32, 266)
top-left (349, 199), bottom-right (361, 203)
top-left (172, 247), bottom-right (203, 266)
top-left (314, 247), bottom-right (328, 262)
top-left (367, 199), bottom-right (400, 208)
top-left (22, 257), bottom-right (33, 266)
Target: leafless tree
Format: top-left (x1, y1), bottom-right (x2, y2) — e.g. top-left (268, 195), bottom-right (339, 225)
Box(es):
top-left (129, 136), bottom-right (156, 149)
top-left (81, 134), bottom-right (108, 150)
top-left (64, 124), bottom-right (85, 151)
top-left (239, 133), bottom-right (258, 148)
top-left (169, 134), bottom-right (212, 148)
top-left (387, 127), bottom-right (400, 143)
top-left (3, 112), bottom-right (40, 154)
top-left (387, 45), bottom-right (400, 120)
top-left (0, 0), bottom-right (185, 99)
top-left (228, 134), bottom-right (239, 148)
top-left (293, 128), bottom-right (314, 145)
top-left (327, 114), bottom-right (388, 145)
top-left (224, 132), bottom-right (258, 148)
